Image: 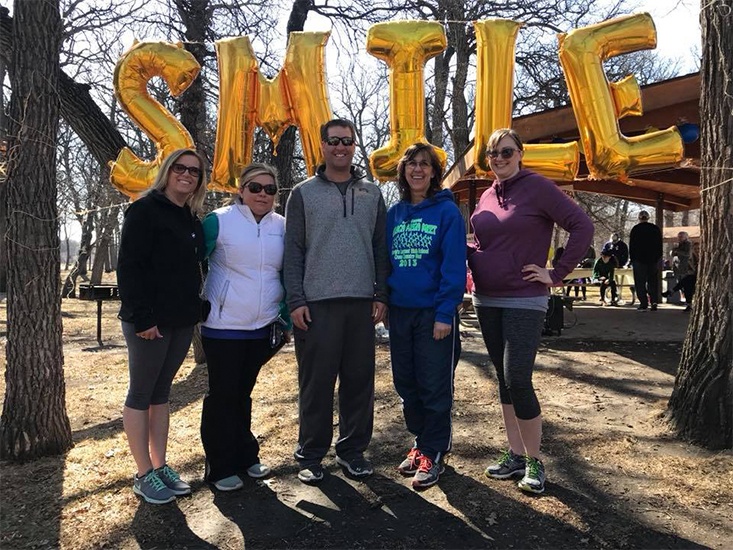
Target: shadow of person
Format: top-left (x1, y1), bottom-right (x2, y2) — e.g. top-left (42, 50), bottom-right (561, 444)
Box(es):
top-left (294, 472), bottom-right (494, 548)
top-left (211, 477), bottom-right (330, 547)
top-left (130, 498), bottom-right (218, 549)
top-left (442, 466), bottom-right (705, 549)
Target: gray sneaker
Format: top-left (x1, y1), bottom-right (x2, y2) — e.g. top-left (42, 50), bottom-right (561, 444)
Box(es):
top-left (485, 449), bottom-right (526, 479)
top-left (155, 464), bottom-right (191, 496)
top-left (335, 455), bottom-right (373, 478)
top-left (411, 455), bottom-right (445, 489)
top-left (133, 470), bottom-right (176, 504)
top-left (518, 456), bottom-right (546, 494)
top-left (298, 464), bottom-right (324, 484)
top-left (397, 448), bottom-right (422, 476)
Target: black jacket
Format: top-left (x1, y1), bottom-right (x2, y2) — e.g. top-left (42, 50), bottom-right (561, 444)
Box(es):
top-left (117, 190), bottom-right (204, 332)
top-left (629, 222), bottom-right (663, 264)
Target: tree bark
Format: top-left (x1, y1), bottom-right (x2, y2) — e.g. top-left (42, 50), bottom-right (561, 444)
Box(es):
top-left (667, 0), bottom-right (732, 450)
top-left (1, 0), bottom-right (73, 460)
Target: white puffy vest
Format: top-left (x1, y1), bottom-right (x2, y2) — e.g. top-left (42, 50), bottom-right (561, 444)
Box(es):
top-left (202, 204), bottom-right (285, 330)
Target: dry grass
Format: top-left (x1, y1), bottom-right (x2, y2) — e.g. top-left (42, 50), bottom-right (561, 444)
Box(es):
top-left (1, 292), bottom-right (732, 549)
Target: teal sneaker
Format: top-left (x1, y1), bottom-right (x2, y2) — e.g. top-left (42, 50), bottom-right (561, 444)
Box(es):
top-left (133, 469), bottom-right (176, 504)
top-left (518, 456), bottom-right (546, 494)
top-left (155, 464), bottom-right (191, 496)
top-left (485, 449), bottom-right (526, 479)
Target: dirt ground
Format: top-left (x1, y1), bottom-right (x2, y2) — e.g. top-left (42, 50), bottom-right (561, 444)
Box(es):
top-left (1, 292), bottom-right (732, 549)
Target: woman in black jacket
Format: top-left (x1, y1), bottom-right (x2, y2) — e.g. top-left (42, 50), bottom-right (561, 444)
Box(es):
top-left (117, 148), bottom-right (207, 505)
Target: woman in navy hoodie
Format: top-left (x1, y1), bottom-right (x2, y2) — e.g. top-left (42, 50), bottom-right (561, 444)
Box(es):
top-left (387, 143), bottom-right (466, 489)
top-left (469, 129), bottom-right (593, 494)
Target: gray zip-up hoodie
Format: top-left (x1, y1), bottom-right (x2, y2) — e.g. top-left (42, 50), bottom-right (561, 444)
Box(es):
top-left (283, 165), bottom-right (389, 312)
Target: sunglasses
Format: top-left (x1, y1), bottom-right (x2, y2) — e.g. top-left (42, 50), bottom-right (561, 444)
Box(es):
top-left (243, 181), bottom-right (278, 195)
top-left (170, 163), bottom-right (201, 177)
top-left (487, 147), bottom-right (519, 160)
top-left (324, 136), bottom-right (355, 147)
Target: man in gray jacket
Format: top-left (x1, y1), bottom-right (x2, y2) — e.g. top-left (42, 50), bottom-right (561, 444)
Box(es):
top-left (284, 119), bottom-right (389, 484)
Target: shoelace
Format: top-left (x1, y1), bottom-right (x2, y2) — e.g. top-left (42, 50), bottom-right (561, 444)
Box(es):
top-left (144, 471), bottom-right (168, 491)
top-left (498, 449), bottom-right (513, 466)
top-left (418, 457), bottom-right (435, 473)
top-left (406, 448), bottom-right (421, 466)
top-left (525, 458), bottom-right (541, 479)
top-left (159, 465), bottom-right (181, 482)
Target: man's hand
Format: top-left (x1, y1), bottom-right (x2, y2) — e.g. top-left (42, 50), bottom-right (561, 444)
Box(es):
top-left (291, 306), bottom-right (311, 331)
top-left (433, 321), bottom-right (452, 340)
top-left (372, 301), bottom-right (387, 324)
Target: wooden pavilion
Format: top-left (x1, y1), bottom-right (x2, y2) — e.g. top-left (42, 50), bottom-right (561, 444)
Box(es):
top-left (443, 72), bottom-right (701, 223)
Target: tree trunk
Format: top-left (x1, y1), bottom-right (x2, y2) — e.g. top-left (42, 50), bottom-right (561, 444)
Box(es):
top-left (1, 0), bottom-right (73, 460)
top-left (667, 0), bottom-right (732, 450)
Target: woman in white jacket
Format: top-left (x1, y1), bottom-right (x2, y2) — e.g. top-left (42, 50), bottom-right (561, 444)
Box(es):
top-left (200, 163), bottom-right (288, 491)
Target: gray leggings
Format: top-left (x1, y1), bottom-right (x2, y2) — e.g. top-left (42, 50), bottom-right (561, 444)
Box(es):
top-left (475, 307), bottom-right (545, 420)
top-left (122, 322), bottom-right (194, 410)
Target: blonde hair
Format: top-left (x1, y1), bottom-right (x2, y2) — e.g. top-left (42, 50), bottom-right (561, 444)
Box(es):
top-left (228, 163), bottom-right (280, 207)
top-left (142, 148), bottom-right (208, 214)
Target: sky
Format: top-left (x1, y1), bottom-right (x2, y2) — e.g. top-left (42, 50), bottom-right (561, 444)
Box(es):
top-left (640, 0), bottom-right (700, 71)
top-left (279, 0), bottom-right (701, 73)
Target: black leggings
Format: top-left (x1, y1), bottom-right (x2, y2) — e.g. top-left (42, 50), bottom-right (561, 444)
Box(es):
top-left (475, 307), bottom-right (545, 420)
top-left (122, 322), bottom-right (194, 410)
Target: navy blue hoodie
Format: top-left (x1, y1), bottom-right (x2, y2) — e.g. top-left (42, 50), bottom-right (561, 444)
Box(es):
top-left (387, 189), bottom-right (467, 324)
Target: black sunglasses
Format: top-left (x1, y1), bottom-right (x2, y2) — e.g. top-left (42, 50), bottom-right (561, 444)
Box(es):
top-left (487, 147), bottom-right (519, 160)
top-left (244, 181), bottom-right (278, 195)
top-left (171, 163), bottom-right (201, 177)
top-left (324, 136), bottom-right (355, 147)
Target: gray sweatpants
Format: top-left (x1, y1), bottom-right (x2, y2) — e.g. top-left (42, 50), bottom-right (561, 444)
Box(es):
top-left (293, 299), bottom-right (375, 465)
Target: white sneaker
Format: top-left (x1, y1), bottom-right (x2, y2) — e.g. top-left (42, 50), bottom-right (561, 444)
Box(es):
top-left (246, 463), bottom-right (271, 479)
top-left (213, 475), bottom-right (244, 492)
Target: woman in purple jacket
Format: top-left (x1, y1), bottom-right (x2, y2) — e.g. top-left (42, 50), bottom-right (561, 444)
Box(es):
top-left (469, 129), bottom-right (593, 493)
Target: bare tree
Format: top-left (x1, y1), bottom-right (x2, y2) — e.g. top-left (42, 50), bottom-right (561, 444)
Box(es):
top-left (667, 0), bottom-right (732, 450)
top-left (1, 0), bottom-right (73, 460)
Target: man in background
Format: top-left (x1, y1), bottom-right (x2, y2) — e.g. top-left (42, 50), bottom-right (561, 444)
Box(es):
top-left (629, 210), bottom-right (663, 311)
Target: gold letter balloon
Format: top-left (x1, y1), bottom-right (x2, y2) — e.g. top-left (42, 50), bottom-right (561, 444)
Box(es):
top-left (110, 41), bottom-right (200, 197)
top-left (108, 13), bottom-right (685, 195)
top-left (558, 13), bottom-right (683, 180)
top-left (367, 21), bottom-right (448, 181)
top-left (211, 32), bottom-right (332, 192)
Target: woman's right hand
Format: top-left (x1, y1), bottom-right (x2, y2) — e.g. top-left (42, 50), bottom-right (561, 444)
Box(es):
top-left (136, 326), bottom-right (163, 340)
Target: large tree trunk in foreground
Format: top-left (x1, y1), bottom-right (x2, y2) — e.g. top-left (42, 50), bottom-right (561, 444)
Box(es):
top-left (1, 0), bottom-right (73, 460)
top-left (667, 0), bottom-right (732, 450)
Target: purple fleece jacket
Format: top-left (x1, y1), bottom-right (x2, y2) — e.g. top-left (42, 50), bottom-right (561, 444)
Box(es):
top-left (468, 169), bottom-right (594, 297)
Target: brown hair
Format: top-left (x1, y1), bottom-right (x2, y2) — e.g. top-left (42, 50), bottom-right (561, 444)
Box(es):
top-left (487, 128), bottom-right (524, 169)
top-left (396, 143), bottom-right (444, 202)
top-left (320, 118), bottom-right (357, 141)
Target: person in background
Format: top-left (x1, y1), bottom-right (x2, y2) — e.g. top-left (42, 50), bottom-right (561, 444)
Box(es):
top-left (387, 143), bottom-right (466, 490)
top-left (200, 163), bottom-right (289, 492)
top-left (469, 128), bottom-right (593, 494)
top-left (593, 245), bottom-right (619, 305)
top-left (670, 231), bottom-right (693, 289)
top-left (284, 119), bottom-right (389, 484)
top-left (663, 240), bottom-right (699, 311)
top-left (629, 210), bottom-right (663, 311)
top-left (117, 148), bottom-right (207, 505)
top-left (608, 232), bottom-right (629, 268)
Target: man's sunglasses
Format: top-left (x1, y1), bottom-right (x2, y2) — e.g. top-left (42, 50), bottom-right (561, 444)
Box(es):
top-left (487, 147), bottom-right (519, 160)
top-left (171, 163), bottom-right (202, 177)
top-left (243, 181), bottom-right (278, 196)
top-left (324, 136), bottom-right (355, 147)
